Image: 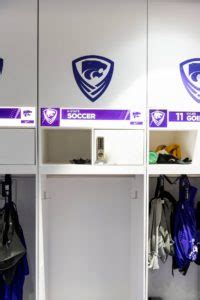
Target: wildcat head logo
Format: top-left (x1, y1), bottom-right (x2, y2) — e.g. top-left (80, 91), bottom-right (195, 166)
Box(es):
top-left (132, 112), bottom-right (141, 119)
top-left (150, 110), bottom-right (166, 127)
top-left (23, 110), bottom-right (32, 117)
top-left (0, 58), bottom-right (3, 75)
top-left (180, 58), bottom-right (200, 103)
top-left (72, 55), bottom-right (114, 102)
top-left (43, 108), bottom-right (58, 125)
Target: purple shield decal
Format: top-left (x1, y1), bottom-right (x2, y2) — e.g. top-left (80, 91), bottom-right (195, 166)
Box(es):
top-left (72, 55), bottom-right (114, 102)
top-left (180, 58), bottom-right (200, 103)
top-left (150, 110), bottom-right (167, 127)
top-left (41, 108), bottom-right (60, 126)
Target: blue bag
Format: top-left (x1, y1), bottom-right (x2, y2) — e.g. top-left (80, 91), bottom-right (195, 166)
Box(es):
top-left (195, 202), bottom-right (200, 265)
top-left (173, 175), bottom-right (198, 275)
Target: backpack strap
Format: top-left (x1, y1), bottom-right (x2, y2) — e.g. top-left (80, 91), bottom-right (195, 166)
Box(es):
top-left (155, 175), bottom-right (165, 199)
top-left (154, 175), bottom-right (179, 199)
top-left (179, 175), bottom-right (190, 201)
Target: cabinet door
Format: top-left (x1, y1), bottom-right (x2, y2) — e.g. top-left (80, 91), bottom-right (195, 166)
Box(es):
top-left (0, 0), bottom-right (37, 106)
top-left (94, 129), bottom-right (144, 165)
top-left (0, 129), bottom-right (35, 164)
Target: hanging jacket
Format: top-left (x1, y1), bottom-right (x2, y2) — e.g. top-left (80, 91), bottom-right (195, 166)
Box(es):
top-left (148, 191), bottom-right (175, 270)
top-left (173, 175), bottom-right (198, 275)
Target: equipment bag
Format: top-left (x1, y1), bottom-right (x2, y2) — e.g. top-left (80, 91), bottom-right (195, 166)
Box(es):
top-left (173, 175), bottom-right (198, 275)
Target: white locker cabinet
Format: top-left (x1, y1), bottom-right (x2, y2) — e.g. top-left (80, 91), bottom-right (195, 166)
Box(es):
top-left (0, 0), bottom-right (37, 106)
top-left (94, 129), bottom-right (144, 165)
top-left (0, 129), bottom-right (35, 165)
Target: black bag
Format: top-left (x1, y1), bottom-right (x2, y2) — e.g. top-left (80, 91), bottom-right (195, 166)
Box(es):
top-left (0, 213), bottom-right (25, 271)
top-left (0, 174), bottom-right (27, 285)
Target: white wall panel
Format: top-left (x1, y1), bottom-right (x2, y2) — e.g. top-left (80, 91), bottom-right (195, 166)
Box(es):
top-left (0, 1), bottom-right (37, 106)
top-left (39, 0), bottom-right (147, 110)
top-left (148, 0), bottom-right (200, 110)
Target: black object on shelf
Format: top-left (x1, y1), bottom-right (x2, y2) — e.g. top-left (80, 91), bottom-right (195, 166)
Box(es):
top-left (70, 158), bottom-right (91, 164)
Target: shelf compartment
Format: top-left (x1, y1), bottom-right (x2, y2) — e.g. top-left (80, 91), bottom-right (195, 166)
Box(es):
top-left (149, 130), bottom-right (198, 164)
top-left (42, 129), bottom-right (92, 164)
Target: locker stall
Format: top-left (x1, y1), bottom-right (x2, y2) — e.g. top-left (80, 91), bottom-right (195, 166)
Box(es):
top-left (148, 1), bottom-right (200, 299)
top-left (39, 175), bottom-right (145, 300)
top-left (148, 176), bottom-right (200, 300)
top-left (0, 175), bottom-right (36, 300)
top-left (39, 1), bottom-right (147, 296)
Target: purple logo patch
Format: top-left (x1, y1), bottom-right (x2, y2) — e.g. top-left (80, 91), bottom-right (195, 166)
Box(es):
top-left (180, 58), bottom-right (200, 103)
top-left (23, 110), bottom-right (32, 117)
top-left (72, 55), bottom-right (114, 102)
top-left (150, 110), bottom-right (167, 127)
top-left (0, 58), bottom-right (3, 75)
top-left (41, 108), bottom-right (60, 126)
top-left (132, 112), bottom-right (141, 118)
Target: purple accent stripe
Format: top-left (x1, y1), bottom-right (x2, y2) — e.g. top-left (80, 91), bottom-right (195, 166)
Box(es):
top-left (130, 121), bottom-right (143, 125)
top-left (62, 109), bottom-right (130, 121)
top-left (21, 120), bottom-right (34, 124)
top-left (0, 108), bottom-right (21, 119)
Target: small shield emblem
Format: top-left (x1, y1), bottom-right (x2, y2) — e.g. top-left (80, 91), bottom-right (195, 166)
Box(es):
top-left (72, 55), bottom-right (114, 102)
top-left (180, 58), bottom-right (200, 103)
top-left (43, 108), bottom-right (58, 125)
top-left (151, 110), bottom-right (166, 127)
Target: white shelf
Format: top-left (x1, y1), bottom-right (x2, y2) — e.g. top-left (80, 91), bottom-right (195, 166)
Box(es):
top-left (40, 164), bottom-right (145, 175)
top-left (148, 164), bottom-right (200, 175)
top-left (0, 165), bottom-right (37, 175)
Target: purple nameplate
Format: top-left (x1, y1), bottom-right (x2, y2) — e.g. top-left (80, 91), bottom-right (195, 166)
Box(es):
top-left (169, 111), bottom-right (200, 122)
top-left (62, 109), bottom-right (130, 121)
top-left (0, 108), bottom-right (21, 119)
